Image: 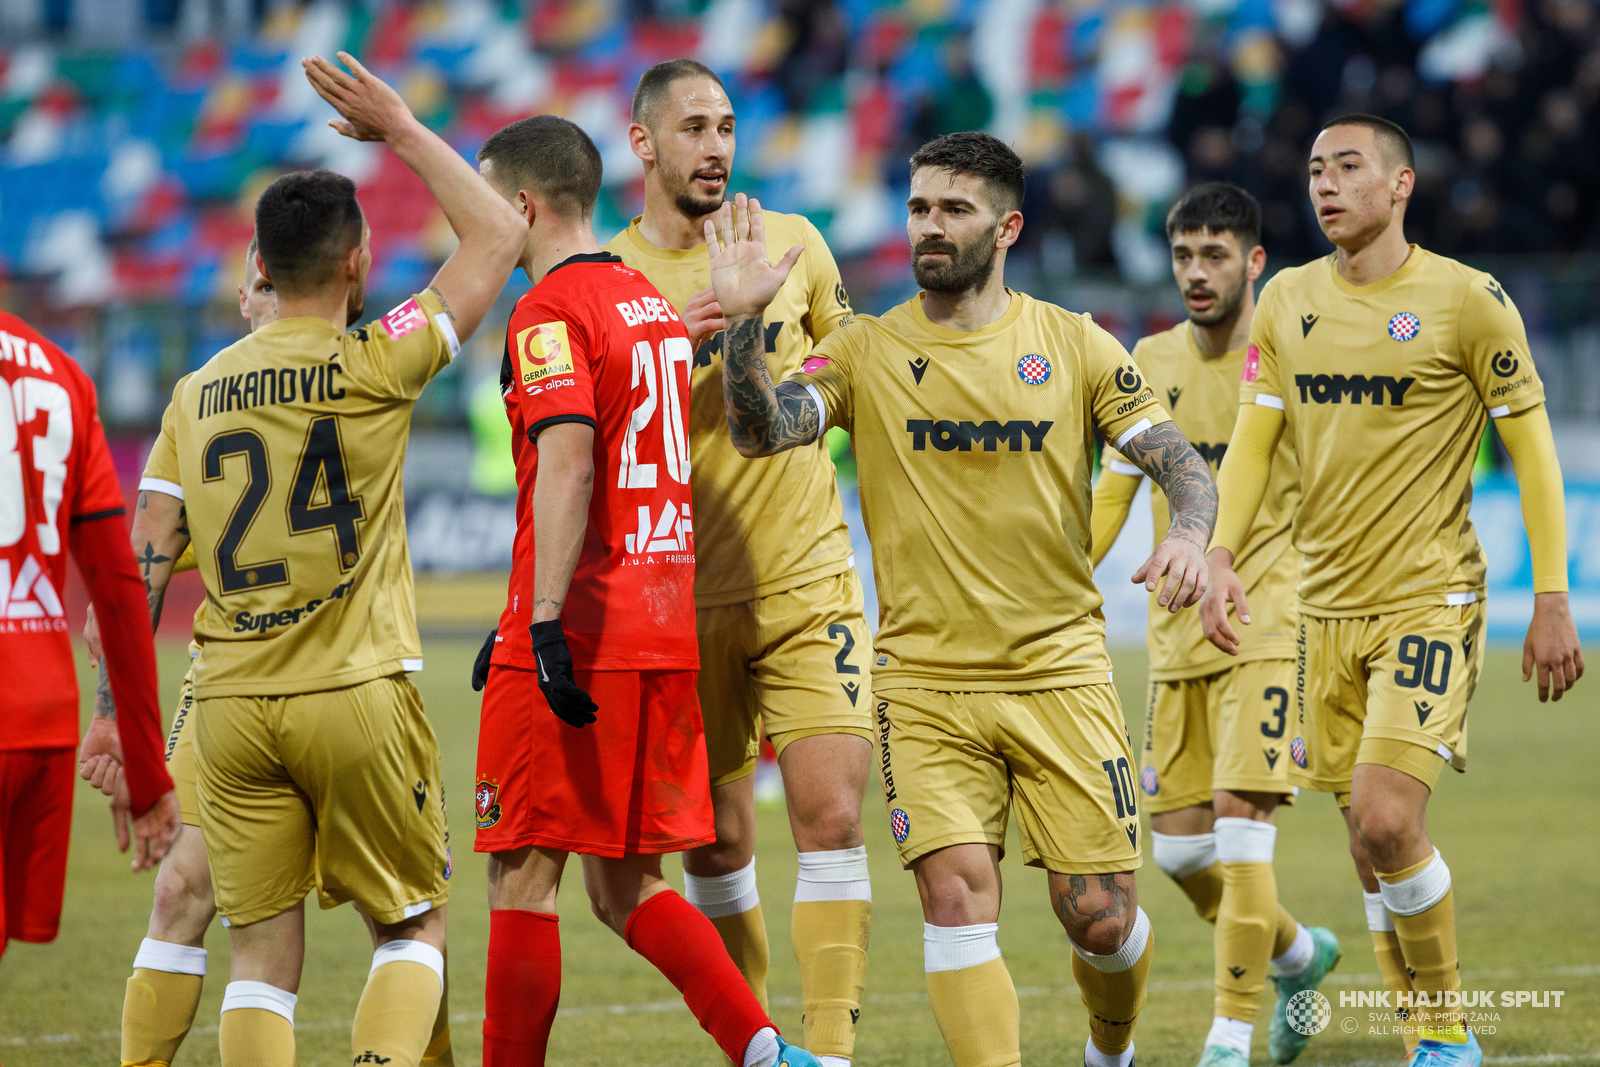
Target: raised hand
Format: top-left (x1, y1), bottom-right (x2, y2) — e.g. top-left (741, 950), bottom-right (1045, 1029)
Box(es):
top-left (302, 51), bottom-right (417, 144)
top-left (703, 194), bottom-right (803, 321)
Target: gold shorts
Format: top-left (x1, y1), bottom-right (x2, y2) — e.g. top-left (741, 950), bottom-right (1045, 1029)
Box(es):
top-left (696, 569), bottom-right (875, 786)
top-left (874, 684), bottom-right (1143, 874)
top-left (1294, 602), bottom-right (1485, 796)
top-left (165, 670), bottom-right (199, 827)
top-left (194, 674), bottom-right (450, 927)
top-left (1140, 659), bottom-right (1298, 815)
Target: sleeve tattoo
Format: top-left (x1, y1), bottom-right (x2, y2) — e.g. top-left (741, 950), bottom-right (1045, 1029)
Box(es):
top-left (1117, 421), bottom-right (1218, 552)
top-left (721, 317), bottom-right (820, 457)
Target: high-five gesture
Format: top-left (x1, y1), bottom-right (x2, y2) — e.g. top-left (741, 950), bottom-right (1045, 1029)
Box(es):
top-left (704, 194), bottom-right (804, 320)
top-left (303, 51), bottom-right (416, 144)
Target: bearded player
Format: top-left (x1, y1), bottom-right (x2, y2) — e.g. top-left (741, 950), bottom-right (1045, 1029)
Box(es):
top-left (1202, 114), bottom-right (1583, 1067)
top-left (708, 133), bottom-right (1220, 1067)
top-left (128, 53), bottom-right (527, 1066)
top-left (470, 114), bottom-right (824, 1067)
top-left (86, 239), bottom-right (456, 1067)
top-left (1090, 183), bottom-right (1339, 1067)
top-left (601, 58), bottom-right (873, 1063)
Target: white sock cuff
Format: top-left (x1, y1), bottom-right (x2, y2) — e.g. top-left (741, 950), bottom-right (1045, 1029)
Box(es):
top-left (1363, 890), bottom-right (1395, 932)
top-left (371, 939), bottom-right (445, 991)
top-left (1205, 1015), bottom-right (1255, 1056)
top-left (1272, 923), bottom-right (1315, 975)
top-left (1378, 849), bottom-right (1451, 917)
top-left (1071, 907), bottom-right (1151, 973)
top-left (684, 857), bottom-right (760, 919)
top-left (742, 1025), bottom-right (780, 1067)
top-left (795, 846), bottom-right (871, 903)
top-left (1215, 818), bottom-right (1277, 863)
top-left (220, 980), bottom-right (297, 1023)
top-left (923, 922), bottom-right (1001, 972)
top-left (1150, 831), bottom-right (1216, 879)
top-left (133, 937), bottom-right (207, 976)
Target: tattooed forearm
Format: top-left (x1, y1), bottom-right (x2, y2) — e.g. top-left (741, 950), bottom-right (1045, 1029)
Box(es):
top-left (1053, 873), bottom-right (1130, 927)
top-left (427, 284), bottom-right (455, 325)
top-left (93, 660), bottom-right (115, 720)
top-left (1119, 422), bottom-right (1218, 552)
top-left (721, 316), bottom-right (820, 457)
top-left (147, 583), bottom-right (166, 630)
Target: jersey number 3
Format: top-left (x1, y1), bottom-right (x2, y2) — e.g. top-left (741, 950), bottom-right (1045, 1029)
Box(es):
top-left (202, 414), bottom-right (366, 595)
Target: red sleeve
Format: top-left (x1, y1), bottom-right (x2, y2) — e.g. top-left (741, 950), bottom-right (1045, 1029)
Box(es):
top-left (70, 377), bottom-right (127, 521)
top-left (507, 296), bottom-right (597, 437)
top-left (69, 417), bottom-right (171, 815)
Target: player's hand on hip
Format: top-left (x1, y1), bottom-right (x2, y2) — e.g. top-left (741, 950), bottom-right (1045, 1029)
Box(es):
top-left (130, 790), bottom-right (181, 873)
top-left (1199, 547), bottom-right (1249, 655)
top-left (1133, 534), bottom-right (1209, 613)
top-left (703, 194), bottom-right (804, 320)
top-left (528, 620), bottom-right (599, 728)
top-left (683, 286), bottom-right (726, 352)
top-left (1524, 591), bottom-right (1584, 702)
top-left (302, 51), bottom-right (416, 143)
top-left (83, 602), bottom-right (102, 667)
top-left (472, 627), bottom-right (498, 692)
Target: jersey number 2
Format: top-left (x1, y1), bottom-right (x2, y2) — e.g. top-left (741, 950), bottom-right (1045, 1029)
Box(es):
top-left (619, 337), bottom-right (692, 489)
top-left (203, 415), bottom-right (366, 595)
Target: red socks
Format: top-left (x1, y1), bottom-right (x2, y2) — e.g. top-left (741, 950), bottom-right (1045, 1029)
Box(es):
top-left (624, 890), bottom-right (773, 1063)
top-left (484, 910), bottom-right (562, 1067)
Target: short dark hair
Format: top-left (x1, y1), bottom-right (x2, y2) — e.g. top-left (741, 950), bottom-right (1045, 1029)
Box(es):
top-left (1165, 182), bottom-right (1262, 249)
top-left (478, 115), bottom-right (604, 221)
top-left (1320, 113), bottom-right (1415, 171)
top-left (632, 59), bottom-right (725, 130)
top-left (908, 131), bottom-right (1026, 215)
top-left (254, 170), bottom-right (363, 294)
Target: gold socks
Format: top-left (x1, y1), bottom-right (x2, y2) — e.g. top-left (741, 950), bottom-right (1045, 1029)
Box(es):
top-left (351, 942), bottom-right (447, 1067)
top-left (924, 925), bottom-right (1020, 1067)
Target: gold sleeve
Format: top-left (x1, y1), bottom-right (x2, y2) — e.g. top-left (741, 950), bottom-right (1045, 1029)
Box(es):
top-left (173, 544), bottom-right (198, 574)
top-left (1211, 402), bottom-right (1284, 558)
top-left (1495, 404), bottom-right (1568, 593)
top-left (1090, 468), bottom-right (1142, 567)
top-left (802, 218), bottom-right (854, 341)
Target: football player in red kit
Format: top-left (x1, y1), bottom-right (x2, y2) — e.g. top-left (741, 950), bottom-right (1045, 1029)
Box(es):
top-left (469, 116), bottom-right (823, 1067)
top-left (0, 310), bottom-right (179, 958)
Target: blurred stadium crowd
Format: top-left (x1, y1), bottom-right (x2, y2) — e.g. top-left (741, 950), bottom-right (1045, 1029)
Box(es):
top-left (3, 0), bottom-right (1600, 432)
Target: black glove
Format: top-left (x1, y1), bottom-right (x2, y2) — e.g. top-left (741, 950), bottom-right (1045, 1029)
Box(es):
top-left (528, 620), bottom-right (598, 728)
top-left (471, 627), bottom-right (497, 692)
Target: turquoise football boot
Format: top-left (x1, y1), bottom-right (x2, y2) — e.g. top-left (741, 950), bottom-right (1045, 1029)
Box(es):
top-left (1196, 1043), bottom-right (1251, 1067)
top-left (775, 1037), bottom-right (824, 1067)
top-left (1404, 1030), bottom-right (1483, 1067)
top-left (1268, 926), bottom-right (1342, 1064)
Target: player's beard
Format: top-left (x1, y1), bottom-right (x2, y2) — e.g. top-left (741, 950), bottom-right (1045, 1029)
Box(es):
top-left (665, 159), bottom-right (728, 220)
top-left (912, 235), bottom-right (997, 295)
top-left (1185, 270), bottom-right (1247, 328)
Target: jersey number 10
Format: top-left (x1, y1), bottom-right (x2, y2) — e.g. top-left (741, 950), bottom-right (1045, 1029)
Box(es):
top-left (619, 337), bottom-right (692, 490)
top-left (202, 414), bottom-right (367, 595)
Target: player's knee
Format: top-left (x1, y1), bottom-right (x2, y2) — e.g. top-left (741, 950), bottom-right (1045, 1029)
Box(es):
top-left (797, 796), bottom-right (863, 852)
top-left (1350, 800), bottom-right (1419, 860)
top-left (583, 882), bottom-right (634, 936)
top-left (1066, 910), bottom-right (1134, 957)
top-left (149, 863), bottom-right (215, 942)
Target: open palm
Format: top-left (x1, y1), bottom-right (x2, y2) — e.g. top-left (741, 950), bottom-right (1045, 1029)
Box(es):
top-left (703, 194), bottom-right (803, 320)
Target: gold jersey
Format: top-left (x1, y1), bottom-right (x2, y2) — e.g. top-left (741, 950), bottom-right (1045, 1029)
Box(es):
top-left (604, 212), bottom-right (855, 606)
top-left (142, 289), bottom-right (459, 698)
top-left (794, 290), bottom-right (1170, 691)
top-left (1106, 324), bottom-right (1300, 680)
top-left (1244, 247), bottom-right (1544, 616)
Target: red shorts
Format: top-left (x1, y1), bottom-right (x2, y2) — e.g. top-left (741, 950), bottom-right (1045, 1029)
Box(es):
top-left (0, 747), bottom-right (74, 951)
top-left (474, 667), bottom-right (714, 858)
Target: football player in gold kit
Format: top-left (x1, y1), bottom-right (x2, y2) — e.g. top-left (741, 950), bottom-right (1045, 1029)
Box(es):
top-left (706, 132), bottom-right (1220, 1067)
top-left (1202, 115), bottom-right (1583, 1067)
top-left (126, 54), bottom-right (526, 1067)
top-left (1091, 183), bottom-right (1339, 1067)
top-left (602, 59), bottom-right (875, 1064)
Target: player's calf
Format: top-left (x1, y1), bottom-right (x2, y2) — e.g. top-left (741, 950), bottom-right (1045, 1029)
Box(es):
top-left (123, 828), bottom-right (217, 1067)
top-left (353, 907), bottom-right (447, 1067)
top-left (1049, 874), bottom-right (1151, 1067)
top-left (1150, 808), bottom-right (1224, 923)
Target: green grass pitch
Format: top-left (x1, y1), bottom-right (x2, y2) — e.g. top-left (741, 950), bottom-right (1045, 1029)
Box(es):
top-left (1, 641), bottom-right (1596, 1065)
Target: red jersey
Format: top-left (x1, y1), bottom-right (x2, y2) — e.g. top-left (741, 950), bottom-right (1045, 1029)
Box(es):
top-left (0, 312), bottom-right (170, 812)
top-left (490, 253), bottom-right (697, 672)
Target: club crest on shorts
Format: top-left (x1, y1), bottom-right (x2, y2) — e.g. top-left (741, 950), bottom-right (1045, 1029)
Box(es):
top-left (1017, 354), bottom-right (1051, 385)
top-left (443, 845), bottom-right (453, 881)
top-left (475, 779), bottom-right (502, 829)
top-left (1290, 737), bottom-right (1307, 769)
top-left (1140, 766), bottom-right (1159, 796)
top-left (890, 808), bottom-right (910, 843)
top-left (1387, 312), bottom-right (1420, 342)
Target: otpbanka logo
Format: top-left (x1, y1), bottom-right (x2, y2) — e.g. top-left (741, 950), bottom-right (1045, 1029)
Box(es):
top-left (1286, 989), bottom-right (1332, 1036)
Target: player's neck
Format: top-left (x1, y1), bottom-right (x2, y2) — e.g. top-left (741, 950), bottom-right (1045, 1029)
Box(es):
top-left (275, 287), bottom-right (351, 332)
top-left (522, 225), bottom-right (601, 286)
top-left (921, 271), bottom-right (1012, 333)
top-left (1190, 290), bottom-right (1254, 356)
top-left (637, 182), bottom-right (712, 251)
top-left (1333, 221), bottom-right (1412, 288)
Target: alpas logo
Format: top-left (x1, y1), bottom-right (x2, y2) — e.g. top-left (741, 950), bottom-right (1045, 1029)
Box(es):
top-left (1293, 374), bottom-right (1415, 406)
top-left (905, 419), bottom-right (1052, 452)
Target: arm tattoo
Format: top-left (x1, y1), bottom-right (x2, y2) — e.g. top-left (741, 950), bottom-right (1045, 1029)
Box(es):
top-left (427, 284), bottom-right (455, 325)
top-left (93, 660), bottom-right (115, 721)
top-left (1052, 873), bottom-right (1130, 927)
top-left (1118, 421), bottom-right (1218, 552)
top-left (721, 317), bottom-right (820, 457)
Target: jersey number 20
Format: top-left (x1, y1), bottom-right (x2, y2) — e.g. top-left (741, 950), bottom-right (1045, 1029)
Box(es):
top-left (619, 337), bottom-right (692, 489)
top-left (202, 414), bottom-right (366, 595)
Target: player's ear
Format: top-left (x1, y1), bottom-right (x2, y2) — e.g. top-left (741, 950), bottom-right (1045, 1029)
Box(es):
top-left (1393, 165), bottom-right (1415, 204)
top-left (996, 209), bottom-right (1024, 250)
top-left (238, 284), bottom-right (250, 321)
top-left (1247, 244), bottom-right (1267, 282)
top-left (628, 121), bottom-right (655, 164)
